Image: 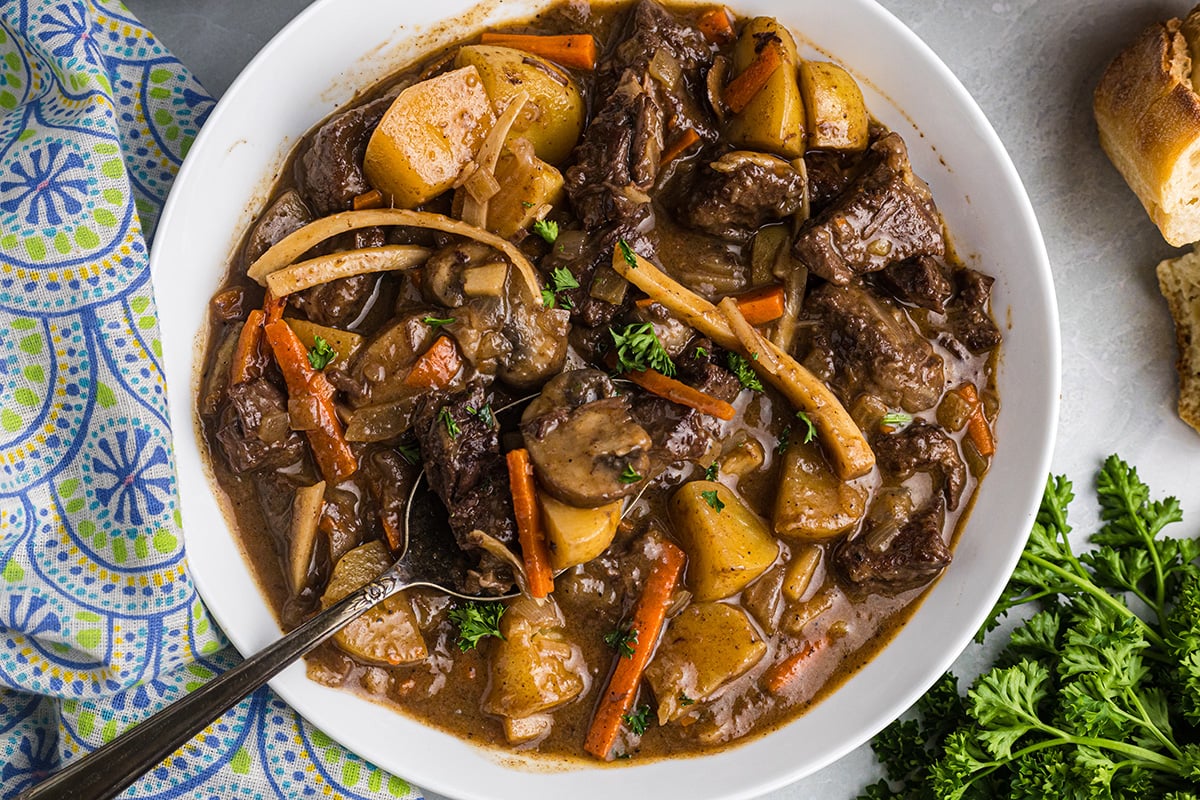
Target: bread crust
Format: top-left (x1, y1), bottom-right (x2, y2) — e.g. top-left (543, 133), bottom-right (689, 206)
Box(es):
top-left (1157, 249), bottom-right (1200, 434)
top-left (1095, 9), bottom-right (1200, 246)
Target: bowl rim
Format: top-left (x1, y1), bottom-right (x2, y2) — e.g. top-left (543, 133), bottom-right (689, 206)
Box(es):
top-left (151, 0), bottom-right (1061, 797)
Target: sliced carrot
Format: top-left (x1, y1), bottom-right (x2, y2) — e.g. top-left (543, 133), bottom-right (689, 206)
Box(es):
top-left (403, 335), bottom-right (462, 390)
top-left (352, 188), bottom-right (384, 210)
top-left (724, 41), bottom-right (783, 114)
top-left (479, 33), bottom-right (597, 71)
top-left (263, 319), bottom-right (357, 484)
top-left (660, 128), bottom-right (701, 165)
top-left (956, 383), bottom-right (995, 458)
top-left (230, 309), bottom-right (267, 386)
top-left (263, 289), bottom-right (286, 324)
top-left (697, 7), bottom-right (735, 44)
top-left (618, 363), bottom-right (736, 421)
top-left (584, 537), bottom-right (687, 759)
top-left (763, 637), bottom-right (828, 694)
top-left (734, 284), bottom-right (786, 325)
top-left (506, 448), bottom-right (555, 599)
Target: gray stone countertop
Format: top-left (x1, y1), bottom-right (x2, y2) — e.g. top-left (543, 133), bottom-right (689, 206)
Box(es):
top-left (125, 0), bottom-right (1200, 797)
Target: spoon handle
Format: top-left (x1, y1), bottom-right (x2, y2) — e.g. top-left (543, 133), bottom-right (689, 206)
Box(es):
top-left (18, 571), bottom-right (408, 800)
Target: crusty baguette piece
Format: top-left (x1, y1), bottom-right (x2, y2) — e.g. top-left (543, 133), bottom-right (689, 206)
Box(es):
top-left (1157, 248), bottom-right (1200, 433)
top-left (1095, 6), bottom-right (1200, 247)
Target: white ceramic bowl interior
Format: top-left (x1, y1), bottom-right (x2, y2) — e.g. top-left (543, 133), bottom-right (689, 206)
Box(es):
top-left (152, 1), bottom-right (1060, 798)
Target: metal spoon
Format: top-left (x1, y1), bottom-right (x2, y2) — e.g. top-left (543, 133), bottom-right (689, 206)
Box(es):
top-left (17, 402), bottom-right (528, 800)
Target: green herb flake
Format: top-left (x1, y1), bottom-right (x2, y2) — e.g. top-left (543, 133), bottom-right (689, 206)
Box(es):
top-left (618, 238), bottom-right (638, 269)
top-left (701, 489), bottom-right (725, 513)
top-left (467, 404), bottom-right (494, 427)
top-left (622, 704), bottom-right (652, 736)
top-left (694, 346), bottom-right (709, 359)
top-left (521, 201), bottom-right (535, 208)
top-left (678, 693), bottom-right (695, 707)
top-left (448, 601), bottom-right (506, 651)
top-left (604, 625), bottom-right (638, 659)
top-left (704, 462), bottom-right (719, 481)
top-left (306, 336), bottom-right (337, 370)
top-left (609, 322), bottom-right (676, 377)
top-left (541, 266), bottom-right (580, 309)
top-left (541, 288), bottom-right (558, 308)
top-left (796, 410), bottom-right (816, 444)
top-left (422, 315), bottom-right (456, 329)
top-left (397, 442), bottom-right (421, 465)
top-left (776, 425), bottom-right (792, 455)
top-left (619, 464), bottom-right (643, 484)
top-left (532, 218), bottom-right (559, 244)
top-left (880, 411), bottom-right (913, 429)
top-left (438, 407), bottom-right (460, 439)
top-left (726, 352), bottom-right (763, 392)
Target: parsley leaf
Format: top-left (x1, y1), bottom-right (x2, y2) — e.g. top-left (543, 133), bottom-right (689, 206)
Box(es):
top-left (880, 411), bottom-right (913, 429)
top-left (422, 315), bottom-right (456, 329)
top-left (448, 601), bottom-right (505, 651)
top-left (306, 336), bottom-right (337, 370)
top-left (532, 218), bottom-right (559, 244)
top-left (678, 692), bottom-right (695, 707)
top-left (604, 625), bottom-right (638, 658)
top-left (694, 345), bottom-right (709, 359)
top-left (618, 238), bottom-right (639, 269)
top-left (438, 407), bottom-right (460, 439)
top-left (397, 441), bottom-right (421, 465)
top-left (609, 322), bottom-right (676, 377)
top-left (623, 704), bottom-right (652, 736)
top-left (541, 266), bottom-right (580, 309)
top-left (619, 464), bottom-right (643, 484)
top-left (796, 410), bottom-right (816, 444)
top-left (776, 425), bottom-right (792, 455)
top-left (467, 403), bottom-right (494, 427)
top-left (726, 352), bottom-right (763, 391)
top-left (705, 462), bottom-right (719, 481)
top-left (701, 489), bottom-right (725, 513)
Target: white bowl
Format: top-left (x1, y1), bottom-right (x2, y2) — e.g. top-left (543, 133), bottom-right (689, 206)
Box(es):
top-left (152, 1), bottom-right (1060, 798)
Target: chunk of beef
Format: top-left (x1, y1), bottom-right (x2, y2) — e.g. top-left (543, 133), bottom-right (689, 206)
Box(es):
top-left (804, 283), bottom-right (945, 412)
top-left (360, 448), bottom-right (420, 552)
top-left (216, 379), bottom-right (307, 473)
top-left (541, 217), bottom-right (651, 328)
top-left (793, 133), bottom-right (944, 284)
top-left (290, 227), bottom-right (387, 328)
top-left (948, 268), bottom-right (1002, 354)
top-left (566, 70), bottom-right (663, 231)
top-left (873, 420), bottom-right (967, 510)
top-left (244, 189), bottom-right (312, 267)
top-left (804, 150), bottom-right (858, 213)
top-left (835, 496), bottom-right (950, 594)
top-left (294, 95), bottom-right (391, 215)
top-left (680, 152), bottom-right (806, 243)
top-left (875, 255), bottom-right (953, 314)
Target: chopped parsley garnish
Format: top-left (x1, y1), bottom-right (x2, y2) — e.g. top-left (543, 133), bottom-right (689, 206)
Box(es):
top-left (521, 201), bottom-right (535, 208)
top-left (541, 266), bottom-right (580, 309)
top-left (438, 407), bottom-right (460, 439)
top-left (618, 238), bottom-right (638, 269)
top-left (678, 693), bottom-right (695, 707)
top-left (619, 464), bottom-right (643, 484)
top-left (447, 601), bottom-right (505, 651)
top-left (880, 411), bottom-right (914, 429)
top-left (726, 352), bottom-right (763, 391)
top-left (467, 403), bottom-right (494, 427)
top-left (532, 218), bottom-right (559, 244)
top-left (701, 489), bottom-right (725, 513)
top-left (622, 704), bottom-right (652, 736)
top-left (397, 441), bottom-right (421, 465)
top-left (704, 462), bottom-right (719, 481)
top-left (694, 346), bottom-right (709, 359)
top-left (604, 625), bottom-right (638, 659)
top-left (776, 425), bottom-right (792, 455)
top-left (610, 322), bottom-right (676, 376)
top-left (796, 410), bottom-right (817, 444)
top-left (306, 336), bottom-right (337, 370)
top-left (422, 315), bottom-right (456, 329)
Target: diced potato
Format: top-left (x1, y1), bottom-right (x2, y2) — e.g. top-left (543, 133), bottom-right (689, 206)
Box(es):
top-left (798, 61), bottom-right (870, 152)
top-left (502, 714), bottom-right (552, 745)
top-left (462, 262), bottom-right (509, 297)
top-left (645, 602), bottom-right (767, 723)
top-left (741, 563), bottom-right (785, 634)
top-left (782, 544), bottom-right (823, 602)
top-left (781, 585), bottom-right (835, 635)
top-left (485, 138), bottom-right (565, 238)
top-left (539, 490), bottom-right (621, 571)
top-left (288, 481), bottom-right (325, 593)
top-left (717, 436), bottom-right (766, 478)
top-left (455, 46), bottom-right (585, 166)
top-left (773, 440), bottom-right (866, 541)
top-left (321, 541), bottom-right (428, 665)
top-left (482, 596), bottom-right (586, 719)
top-left (364, 66), bottom-right (495, 208)
top-left (284, 318), bottom-right (364, 367)
top-left (725, 18), bottom-right (806, 157)
top-left (669, 481), bottom-right (780, 601)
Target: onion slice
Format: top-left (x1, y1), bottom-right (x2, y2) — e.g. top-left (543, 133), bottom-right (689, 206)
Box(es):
top-left (264, 245), bottom-right (430, 297)
top-left (461, 90), bottom-right (529, 228)
top-left (289, 481), bottom-right (326, 593)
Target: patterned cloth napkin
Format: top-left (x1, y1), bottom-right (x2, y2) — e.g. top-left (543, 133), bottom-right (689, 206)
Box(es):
top-left (0, 2), bottom-right (420, 797)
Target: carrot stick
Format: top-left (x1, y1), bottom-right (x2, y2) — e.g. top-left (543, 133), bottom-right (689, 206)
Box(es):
top-left (697, 7), bottom-right (735, 44)
top-left (230, 309), bottom-right (267, 385)
top-left (956, 383), bottom-right (995, 457)
top-left (734, 284), bottom-right (786, 325)
top-left (263, 319), bottom-right (357, 484)
top-left (479, 33), bottom-right (597, 71)
top-left (263, 289), bottom-right (286, 324)
top-left (584, 537), bottom-right (687, 759)
top-left (505, 448), bottom-right (555, 599)
top-left (660, 128), bottom-right (701, 165)
top-left (762, 637), bottom-right (828, 694)
top-left (352, 188), bottom-right (384, 210)
top-left (403, 335), bottom-right (461, 390)
top-left (724, 41), bottom-right (783, 114)
top-left (624, 367), bottom-right (737, 421)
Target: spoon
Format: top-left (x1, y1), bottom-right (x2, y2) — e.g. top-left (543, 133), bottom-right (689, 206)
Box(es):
top-left (17, 399), bottom-right (531, 800)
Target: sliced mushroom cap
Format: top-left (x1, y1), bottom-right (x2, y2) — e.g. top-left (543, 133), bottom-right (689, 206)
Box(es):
top-left (521, 385), bottom-right (652, 508)
top-left (498, 279), bottom-right (571, 389)
top-left (521, 368), bottom-right (620, 422)
top-left (423, 241), bottom-right (497, 308)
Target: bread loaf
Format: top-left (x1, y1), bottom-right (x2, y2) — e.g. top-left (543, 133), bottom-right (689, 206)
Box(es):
top-left (1094, 6), bottom-right (1200, 247)
top-left (1157, 248), bottom-right (1200, 433)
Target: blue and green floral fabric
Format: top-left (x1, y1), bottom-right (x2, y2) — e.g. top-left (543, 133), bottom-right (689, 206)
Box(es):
top-left (0, 2), bottom-right (419, 797)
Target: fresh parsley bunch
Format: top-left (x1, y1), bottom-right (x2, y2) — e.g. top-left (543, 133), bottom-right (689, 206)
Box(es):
top-left (860, 455), bottom-right (1200, 799)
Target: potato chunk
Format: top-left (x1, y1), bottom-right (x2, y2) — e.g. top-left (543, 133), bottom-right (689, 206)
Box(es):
top-left (363, 66), bottom-right (495, 208)
top-left (669, 481), bottom-right (780, 601)
top-left (645, 602), bottom-right (767, 723)
top-left (539, 490), bottom-right (621, 571)
top-left (724, 17), bottom-right (806, 157)
top-left (454, 45), bottom-right (585, 165)
top-left (482, 596), bottom-right (587, 720)
top-left (321, 541), bottom-right (427, 665)
top-left (774, 440), bottom-right (867, 541)
top-left (799, 61), bottom-right (870, 152)
top-left (485, 138), bottom-right (565, 238)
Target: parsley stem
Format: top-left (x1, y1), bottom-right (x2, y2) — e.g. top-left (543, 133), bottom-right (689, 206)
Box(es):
top-left (1005, 734), bottom-right (1181, 775)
